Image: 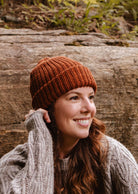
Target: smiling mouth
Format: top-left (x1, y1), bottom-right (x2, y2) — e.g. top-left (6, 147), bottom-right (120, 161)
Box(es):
top-left (74, 119), bottom-right (91, 127)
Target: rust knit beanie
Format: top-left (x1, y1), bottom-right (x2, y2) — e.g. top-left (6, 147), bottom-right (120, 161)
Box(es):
top-left (30, 56), bottom-right (97, 110)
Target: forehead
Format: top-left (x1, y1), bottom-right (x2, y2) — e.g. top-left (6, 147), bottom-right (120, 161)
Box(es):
top-left (54, 87), bottom-right (94, 106)
top-left (65, 87), bottom-right (94, 95)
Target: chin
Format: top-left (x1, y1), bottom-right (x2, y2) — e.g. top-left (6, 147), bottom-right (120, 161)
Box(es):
top-left (79, 132), bottom-right (89, 139)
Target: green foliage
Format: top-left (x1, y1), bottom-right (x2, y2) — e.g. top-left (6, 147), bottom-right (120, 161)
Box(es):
top-left (46, 0), bottom-right (138, 36)
top-left (0, 0), bottom-right (4, 6)
top-left (90, 0), bottom-right (138, 37)
top-left (0, 0), bottom-right (137, 38)
top-left (47, 0), bottom-right (97, 4)
top-left (49, 2), bottom-right (95, 33)
top-left (122, 0), bottom-right (138, 21)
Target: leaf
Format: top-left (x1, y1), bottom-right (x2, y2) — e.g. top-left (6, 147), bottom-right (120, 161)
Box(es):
top-left (132, 8), bottom-right (137, 21)
top-left (84, 0), bottom-right (97, 4)
top-left (37, 15), bottom-right (44, 22)
top-left (22, 3), bottom-right (29, 9)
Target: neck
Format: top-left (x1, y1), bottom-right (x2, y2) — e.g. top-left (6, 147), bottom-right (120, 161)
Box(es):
top-left (59, 135), bottom-right (79, 159)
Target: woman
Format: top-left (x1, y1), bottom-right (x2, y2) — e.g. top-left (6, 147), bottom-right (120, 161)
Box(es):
top-left (0, 56), bottom-right (137, 194)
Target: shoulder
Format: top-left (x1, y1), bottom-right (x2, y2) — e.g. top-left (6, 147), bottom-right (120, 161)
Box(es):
top-left (104, 135), bottom-right (138, 192)
top-left (105, 135), bottom-right (137, 166)
top-left (0, 143), bottom-right (28, 193)
top-left (0, 143), bottom-right (28, 179)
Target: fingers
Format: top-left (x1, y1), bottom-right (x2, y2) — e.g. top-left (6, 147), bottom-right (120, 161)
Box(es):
top-left (38, 108), bottom-right (51, 123)
top-left (25, 108), bottom-right (51, 123)
top-left (25, 109), bottom-right (35, 120)
top-left (43, 111), bottom-right (51, 123)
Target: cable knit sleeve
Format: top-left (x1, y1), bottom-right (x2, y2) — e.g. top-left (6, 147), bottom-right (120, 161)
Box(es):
top-left (0, 111), bottom-right (54, 194)
top-left (105, 136), bottom-right (138, 194)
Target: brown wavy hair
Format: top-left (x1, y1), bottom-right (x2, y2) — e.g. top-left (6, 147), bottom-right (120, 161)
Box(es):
top-left (47, 107), bottom-right (107, 194)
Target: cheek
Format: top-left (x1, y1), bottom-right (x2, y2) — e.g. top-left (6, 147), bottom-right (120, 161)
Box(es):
top-left (54, 103), bottom-right (79, 131)
top-left (55, 99), bottom-right (79, 116)
top-left (92, 104), bottom-right (96, 116)
top-left (54, 103), bottom-right (67, 124)
top-left (55, 104), bottom-right (78, 120)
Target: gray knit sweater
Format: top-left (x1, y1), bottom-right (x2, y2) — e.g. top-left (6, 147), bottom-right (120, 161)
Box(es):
top-left (0, 111), bottom-right (138, 194)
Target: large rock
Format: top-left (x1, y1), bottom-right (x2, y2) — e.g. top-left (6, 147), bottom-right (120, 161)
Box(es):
top-left (0, 28), bottom-right (138, 160)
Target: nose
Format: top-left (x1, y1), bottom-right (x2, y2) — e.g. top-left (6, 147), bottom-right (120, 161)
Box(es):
top-left (80, 98), bottom-right (96, 115)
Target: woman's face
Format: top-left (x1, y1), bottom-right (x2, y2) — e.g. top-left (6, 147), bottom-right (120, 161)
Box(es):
top-left (54, 87), bottom-right (96, 145)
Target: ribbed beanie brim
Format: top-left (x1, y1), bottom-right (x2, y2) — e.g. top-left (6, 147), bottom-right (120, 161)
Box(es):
top-left (30, 56), bottom-right (97, 109)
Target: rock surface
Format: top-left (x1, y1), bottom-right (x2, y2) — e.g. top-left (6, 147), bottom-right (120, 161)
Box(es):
top-left (0, 28), bottom-right (138, 160)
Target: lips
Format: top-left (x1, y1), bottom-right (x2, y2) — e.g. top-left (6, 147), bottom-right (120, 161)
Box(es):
top-left (77, 120), bottom-right (89, 125)
top-left (74, 118), bottom-right (91, 127)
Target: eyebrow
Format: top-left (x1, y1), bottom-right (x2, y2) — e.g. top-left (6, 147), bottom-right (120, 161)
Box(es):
top-left (65, 91), bottom-right (94, 96)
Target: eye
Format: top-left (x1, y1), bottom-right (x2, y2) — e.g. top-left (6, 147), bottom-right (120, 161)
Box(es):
top-left (69, 95), bottom-right (79, 101)
top-left (89, 95), bottom-right (94, 100)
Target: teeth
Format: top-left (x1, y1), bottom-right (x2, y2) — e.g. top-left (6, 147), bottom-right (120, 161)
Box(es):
top-left (77, 120), bottom-right (89, 125)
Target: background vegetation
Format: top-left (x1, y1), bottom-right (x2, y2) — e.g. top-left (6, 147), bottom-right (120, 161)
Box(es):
top-left (0, 0), bottom-right (137, 39)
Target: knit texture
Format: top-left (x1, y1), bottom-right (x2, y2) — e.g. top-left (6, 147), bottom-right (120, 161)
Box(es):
top-left (60, 136), bottom-right (138, 194)
top-left (103, 136), bottom-right (138, 194)
top-left (0, 112), bottom-right (138, 194)
top-left (0, 111), bottom-right (54, 194)
top-left (30, 56), bottom-right (97, 109)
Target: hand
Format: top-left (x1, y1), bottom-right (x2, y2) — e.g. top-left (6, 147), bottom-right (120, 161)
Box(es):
top-left (25, 108), bottom-right (51, 123)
